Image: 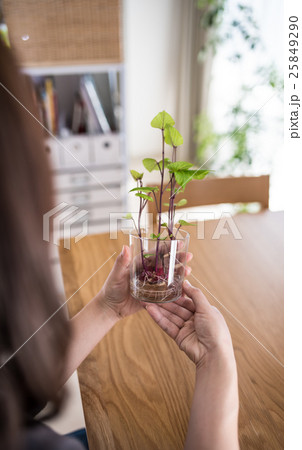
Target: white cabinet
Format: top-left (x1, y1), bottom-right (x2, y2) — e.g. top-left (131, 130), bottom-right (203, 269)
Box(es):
top-left (26, 64), bottom-right (128, 258)
top-left (60, 136), bottom-right (94, 168)
top-left (53, 167), bottom-right (123, 190)
top-left (92, 135), bottom-right (121, 164)
top-left (47, 134), bottom-right (127, 253)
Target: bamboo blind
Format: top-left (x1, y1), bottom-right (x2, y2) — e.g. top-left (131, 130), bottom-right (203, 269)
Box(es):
top-left (2, 0), bottom-right (122, 66)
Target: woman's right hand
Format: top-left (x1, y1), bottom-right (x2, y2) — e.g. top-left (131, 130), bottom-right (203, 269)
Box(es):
top-left (145, 280), bottom-right (235, 369)
top-left (146, 280), bottom-right (240, 450)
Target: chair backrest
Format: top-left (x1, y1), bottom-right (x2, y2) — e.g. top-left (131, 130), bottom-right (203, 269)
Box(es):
top-left (148, 175), bottom-right (270, 223)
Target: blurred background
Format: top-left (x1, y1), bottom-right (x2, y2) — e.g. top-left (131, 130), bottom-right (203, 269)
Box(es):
top-left (124, 0), bottom-right (283, 211)
top-left (0, 0), bottom-right (283, 435)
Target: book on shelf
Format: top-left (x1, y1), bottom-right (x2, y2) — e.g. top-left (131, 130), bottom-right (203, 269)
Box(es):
top-left (71, 93), bottom-right (86, 134)
top-left (34, 77), bottom-right (58, 135)
top-left (108, 70), bottom-right (121, 131)
top-left (45, 78), bottom-right (58, 135)
top-left (32, 73), bottom-right (114, 136)
top-left (79, 74), bottom-right (111, 134)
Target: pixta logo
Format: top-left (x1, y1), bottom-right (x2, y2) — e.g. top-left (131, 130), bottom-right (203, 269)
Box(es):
top-left (43, 202), bottom-right (88, 250)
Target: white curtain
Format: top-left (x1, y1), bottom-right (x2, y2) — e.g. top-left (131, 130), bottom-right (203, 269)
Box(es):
top-left (175, 0), bottom-right (213, 162)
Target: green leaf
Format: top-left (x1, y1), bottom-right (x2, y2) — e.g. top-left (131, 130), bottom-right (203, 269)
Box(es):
top-left (150, 233), bottom-right (167, 240)
top-left (175, 198), bottom-right (187, 207)
top-left (174, 169), bottom-right (209, 189)
top-left (168, 161), bottom-right (193, 172)
top-left (161, 222), bottom-right (168, 227)
top-left (151, 111), bottom-right (175, 129)
top-left (158, 157), bottom-right (171, 171)
top-left (143, 253), bottom-right (155, 258)
top-left (174, 170), bottom-right (193, 189)
top-left (122, 213), bottom-right (133, 220)
top-left (178, 220), bottom-right (196, 226)
top-left (135, 193), bottom-right (153, 201)
top-left (129, 186), bottom-right (159, 193)
top-left (143, 158), bottom-right (158, 172)
top-left (164, 124), bottom-right (183, 147)
top-left (191, 169), bottom-right (210, 180)
top-left (143, 157), bottom-right (171, 172)
top-left (130, 169), bottom-right (143, 181)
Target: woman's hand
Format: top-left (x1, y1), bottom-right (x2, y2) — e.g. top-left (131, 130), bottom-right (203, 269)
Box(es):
top-left (98, 245), bottom-right (193, 320)
top-left (98, 245), bottom-right (141, 318)
top-left (145, 280), bottom-right (235, 368)
top-left (146, 281), bottom-right (240, 450)
top-left (64, 246), bottom-right (194, 383)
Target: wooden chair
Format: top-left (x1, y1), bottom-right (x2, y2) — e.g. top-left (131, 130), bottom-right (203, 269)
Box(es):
top-left (148, 175), bottom-right (270, 223)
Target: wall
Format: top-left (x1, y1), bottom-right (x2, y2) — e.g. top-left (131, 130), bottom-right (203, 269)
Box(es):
top-left (123, 0), bottom-right (182, 159)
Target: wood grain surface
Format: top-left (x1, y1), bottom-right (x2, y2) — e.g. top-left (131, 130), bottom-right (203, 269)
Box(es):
top-left (59, 211), bottom-right (284, 450)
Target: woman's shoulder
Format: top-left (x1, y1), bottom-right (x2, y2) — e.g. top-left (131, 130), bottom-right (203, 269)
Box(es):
top-left (21, 421), bottom-right (85, 450)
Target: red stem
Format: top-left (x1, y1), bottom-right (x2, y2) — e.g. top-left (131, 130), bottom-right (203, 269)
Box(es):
top-left (175, 224), bottom-right (182, 239)
top-left (155, 129), bottom-right (165, 272)
top-left (152, 191), bottom-right (159, 214)
top-left (162, 178), bottom-right (172, 194)
top-left (137, 180), bottom-right (147, 272)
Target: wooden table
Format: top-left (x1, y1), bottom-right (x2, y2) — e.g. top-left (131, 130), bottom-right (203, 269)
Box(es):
top-left (59, 211), bottom-right (283, 450)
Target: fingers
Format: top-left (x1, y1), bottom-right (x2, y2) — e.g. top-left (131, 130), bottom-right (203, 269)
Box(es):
top-left (155, 306), bottom-right (185, 328)
top-left (182, 280), bottom-right (212, 314)
top-left (186, 252), bottom-right (193, 262)
top-left (185, 266), bottom-right (191, 277)
top-left (174, 295), bottom-right (196, 312)
top-left (174, 250), bottom-right (191, 265)
top-left (145, 304), bottom-right (179, 340)
top-left (161, 297), bottom-right (195, 320)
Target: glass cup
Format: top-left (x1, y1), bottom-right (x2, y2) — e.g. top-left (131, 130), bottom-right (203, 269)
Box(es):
top-left (129, 228), bottom-right (190, 303)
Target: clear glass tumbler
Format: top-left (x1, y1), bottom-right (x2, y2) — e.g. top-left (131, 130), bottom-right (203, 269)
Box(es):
top-left (129, 228), bottom-right (190, 303)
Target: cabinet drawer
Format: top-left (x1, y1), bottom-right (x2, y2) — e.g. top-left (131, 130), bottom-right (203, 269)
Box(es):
top-left (91, 134), bottom-right (120, 165)
top-left (87, 203), bottom-right (125, 221)
top-left (51, 204), bottom-right (124, 243)
top-left (56, 221), bottom-right (110, 239)
top-left (60, 136), bottom-right (93, 168)
top-left (45, 139), bottom-right (63, 170)
top-left (55, 186), bottom-right (122, 207)
top-left (53, 168), bottom-right (123, 191)
top-left (46, 134), bottom-right (121, 170)
top-left (51, 219), bottom-right (111, 245)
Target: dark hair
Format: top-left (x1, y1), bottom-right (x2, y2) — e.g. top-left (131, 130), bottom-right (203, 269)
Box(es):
top-left (0, 42), bottom-right (70, 448)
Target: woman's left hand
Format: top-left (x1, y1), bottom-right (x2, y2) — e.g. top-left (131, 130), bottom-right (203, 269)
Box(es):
top-left (98, 245), bottom-right (193, 319)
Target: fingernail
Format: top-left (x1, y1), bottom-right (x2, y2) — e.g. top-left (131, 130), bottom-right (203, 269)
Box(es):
top-left (121, 245), bottom-right (126, 257)
top-left (184, 280), bottom-right (192, 287)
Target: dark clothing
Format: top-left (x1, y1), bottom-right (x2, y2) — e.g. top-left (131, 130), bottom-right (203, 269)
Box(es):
top-left (22, 421), bottom-right (86, 450)
top-left (66, 429), bottom-right (89, 449)
top-left (6, 360), bottom-right (88, 449)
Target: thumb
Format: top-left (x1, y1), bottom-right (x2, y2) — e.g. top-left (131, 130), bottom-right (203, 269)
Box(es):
top-left (103, 245), bottom-right (131, 290)
top-left (112, 245), bottom-right (131, 273)
top-left (183, 280), bottom-right (211, 314)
